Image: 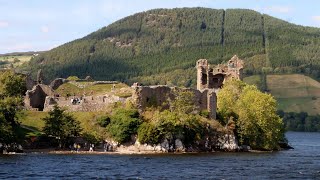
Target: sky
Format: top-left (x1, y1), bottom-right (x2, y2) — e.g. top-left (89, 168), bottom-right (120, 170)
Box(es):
top-left (1, 0), bottom-right (320, 54)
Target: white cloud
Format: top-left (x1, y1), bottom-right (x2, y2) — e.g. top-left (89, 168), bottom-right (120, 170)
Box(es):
top-left (312, 16), bottom-right (320, 22)
top-left (40, 25), bottom-right (49, 33)
top-left (0, 21), bottom-right (9, 28)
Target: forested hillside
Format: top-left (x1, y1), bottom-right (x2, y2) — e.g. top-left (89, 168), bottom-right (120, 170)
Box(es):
top-left (23, 8), bottom-right (320, 86)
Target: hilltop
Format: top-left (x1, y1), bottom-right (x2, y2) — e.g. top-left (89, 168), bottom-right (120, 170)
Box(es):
top-left (22, 8), bottom-right (320, 86)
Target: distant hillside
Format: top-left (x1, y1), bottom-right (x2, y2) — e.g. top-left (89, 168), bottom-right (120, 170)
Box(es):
top-left (0, 51), bottom-right (45, 57)
top-left (244, 74), bottom-right (320, 115)
top-left (23, 8), bottom-right (320, 86)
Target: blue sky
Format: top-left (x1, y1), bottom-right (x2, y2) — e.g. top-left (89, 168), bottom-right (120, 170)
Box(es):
top-left (1, 0), bottom-right (320, 54)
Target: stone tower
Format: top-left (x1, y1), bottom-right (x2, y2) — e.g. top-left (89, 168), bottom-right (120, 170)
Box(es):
top-left (196, 59), bottom-right (208, 91)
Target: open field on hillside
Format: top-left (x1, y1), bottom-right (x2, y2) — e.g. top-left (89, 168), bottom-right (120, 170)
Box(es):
top-left (0, 55), bottom-right (33, 68)
top-left (244, 74), bottom-right (320, 115)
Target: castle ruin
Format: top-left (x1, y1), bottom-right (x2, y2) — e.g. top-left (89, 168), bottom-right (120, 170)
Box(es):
top-left (196, 55), bottom-right (244, 91)
top-left (23, 55), bottom-right (244, 120)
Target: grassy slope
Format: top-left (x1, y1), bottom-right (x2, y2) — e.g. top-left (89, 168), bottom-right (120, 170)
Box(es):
top-left (244, 74), bottom-right (320, 115)
top-left (0, 55), bottom-right (33, 68)
top-left (55, 82), bottom-right (130, 96)
top-left (20, 111), bottom-right (107, 136)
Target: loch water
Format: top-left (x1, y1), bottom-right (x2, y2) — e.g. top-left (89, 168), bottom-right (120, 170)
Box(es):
top-left (0, 132), bottom-right (319, 179)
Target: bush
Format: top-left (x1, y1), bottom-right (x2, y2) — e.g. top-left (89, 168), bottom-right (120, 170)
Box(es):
top-left (217, 79), bottom-right (285, 150)
top-left (82, 132), bottom-right (101, 145)
top-left (106, 108), bottom-right (142, 143)
top-left (199, 110), bottom-right (209, 118)
top-left (13, 58), bottom-right (20, 63)
top-left (66, 76), bottom-right (80, 81)
top-left (137, 122), bottom-right (160, 145)
top-left (150, 110), bottom-right (205, 147)
top-left (96, 116), bottom-right (110, 127)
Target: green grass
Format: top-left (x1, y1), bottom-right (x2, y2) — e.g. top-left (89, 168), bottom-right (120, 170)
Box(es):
top-left (267, 74), bottom-right (320, 98)
top-left (276, 97), bottom-right (320, 115)
top-left (55, 82), bottom-right (130, 96)
top-left (0, 55), bottom-right (33, 68)
top-left (55, 83), bottom-right (82, 97)
top-left (19, 111), bottom-right (47, 131)
top-left (20, 111), bottom-right (108, 136)
top-left (243, 75), bottom-right (261, 86)
top-left (245, 74), bottom-right (320, 115)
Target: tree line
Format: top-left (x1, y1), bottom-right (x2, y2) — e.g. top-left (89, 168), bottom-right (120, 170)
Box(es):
top-left (19, 8), bottom-right (319, 87)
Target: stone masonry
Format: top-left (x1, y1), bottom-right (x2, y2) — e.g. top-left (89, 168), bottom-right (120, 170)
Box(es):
top-left (131, 85), bottom-right (217, 119)
top-left (196, 55), bottom-right (244, 91)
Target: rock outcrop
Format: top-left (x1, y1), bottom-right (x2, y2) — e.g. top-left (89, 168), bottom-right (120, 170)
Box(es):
top-left (109, 132), bottom-right (239, 154)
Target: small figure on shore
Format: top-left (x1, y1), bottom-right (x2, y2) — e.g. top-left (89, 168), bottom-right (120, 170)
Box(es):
top-left (76, 144), bottom-right (81, 152)
top-left (73, 143), bottom-right (77, 152)
top-left (89, 144), bottom-right (94, 152)
top-left (103, 142), bottom-right (109, 152)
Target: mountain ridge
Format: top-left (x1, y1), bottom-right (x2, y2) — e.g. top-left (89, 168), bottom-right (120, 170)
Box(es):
top-left (23, 8), bottom-right (320, 86)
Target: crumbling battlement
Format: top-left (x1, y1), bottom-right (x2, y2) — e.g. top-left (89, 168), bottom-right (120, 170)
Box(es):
top-left (197, 55), bottom-right (244, 91)
top-left (132, 85), bottom-right (217, 119)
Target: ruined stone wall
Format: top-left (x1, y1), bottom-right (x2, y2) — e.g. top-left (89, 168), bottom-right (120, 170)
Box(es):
top-left (132, 85), bottom-right (217, 119)
top-left (24, 84), bottom-right (55, 111)
top-left (43, 94), bottom-right (127, 112)
top-left (196, 55), bottom-right (244, 91)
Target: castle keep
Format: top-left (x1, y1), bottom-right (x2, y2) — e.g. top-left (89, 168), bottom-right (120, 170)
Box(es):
top-left (132, 55), bottom-right (244, 119)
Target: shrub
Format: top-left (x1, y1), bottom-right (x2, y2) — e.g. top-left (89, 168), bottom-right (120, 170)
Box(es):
top-left (137, 122), bottom-right (160, 145)
top-left (66, 76), bottom-right (80, 81)
top-left (82, 132), bottom-right (101, 145)
top-left (199, 110), bottom-right (209, 118)
top-left (106, 108), bottom-right (142, 143)
top-left (96, 116), bottom-right (110, 127)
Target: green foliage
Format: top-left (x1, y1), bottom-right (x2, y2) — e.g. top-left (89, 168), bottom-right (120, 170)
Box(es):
top-left (235, 85), bottom-right (284, 150)
top-left (0, 114), bottom-right (15, 143)
top-left (82, 132), bottom-right (101, 145)
top-left (138, 110), bottom-right (205, 147)
top-left (217, 79), bottom-right (246, 124)
top-left (0, 71), bottom-right (25, 143)
top-left (199, 110), bottom-right (210, 118)
top-left (217, 79), bottom-right (284, 150)
top-left (13, 58), bottom-right (20, 63)
top-left (67, 76), bottom-right (80, 81)
top-left (137, 122), bottom-right (160, 145)
top-left (23, 8), bottom-right (320, 86)
top-left (170, 90), bottom-right (197, 114)
top-left (0, 70), bottom-right (26, 97)
top-left (106, 108), bottom-right (142, 143)
top-left (43, 105), bottom-right (82, 148)
top-left (278, 110), bottom-right (320, 132)
top-left (96, 115), bottom-right (110, 127)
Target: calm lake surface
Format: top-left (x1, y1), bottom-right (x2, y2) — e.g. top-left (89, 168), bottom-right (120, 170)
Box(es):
top-left (1, 132), bottom-right (319, 179)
